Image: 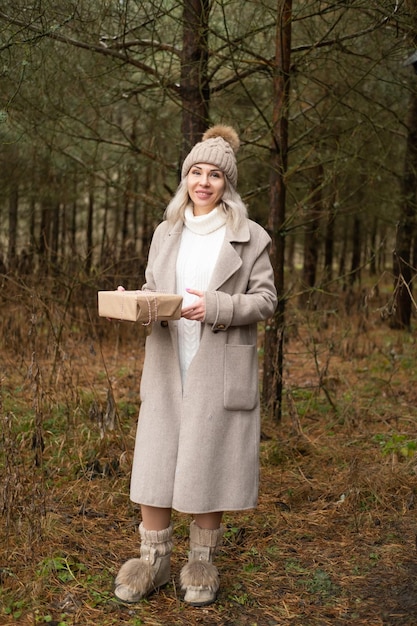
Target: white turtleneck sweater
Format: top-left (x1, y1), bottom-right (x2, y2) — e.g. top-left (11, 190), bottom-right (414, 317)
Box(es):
top-left (176, 206), bottom-right (227, 386)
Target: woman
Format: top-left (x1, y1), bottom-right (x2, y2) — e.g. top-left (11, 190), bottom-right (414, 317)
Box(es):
top-left (114, 125), bottom-right (277, 606)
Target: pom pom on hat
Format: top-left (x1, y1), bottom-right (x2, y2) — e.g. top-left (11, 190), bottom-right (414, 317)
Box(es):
top-left (181, 124), bottom-right (240, 188)
top-left (201, 125), bottom-right (240, 153)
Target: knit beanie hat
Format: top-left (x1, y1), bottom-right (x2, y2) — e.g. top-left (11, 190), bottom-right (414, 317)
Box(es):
top-left (181, 125), bottom-right (240, 188)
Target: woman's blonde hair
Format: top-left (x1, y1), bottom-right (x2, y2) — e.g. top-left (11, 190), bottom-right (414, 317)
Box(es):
top-left (164, 176), bottom-right (248, 232)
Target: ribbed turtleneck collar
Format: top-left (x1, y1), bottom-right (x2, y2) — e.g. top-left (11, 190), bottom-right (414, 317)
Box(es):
top-left (184, 205), bottom-right (227, 235)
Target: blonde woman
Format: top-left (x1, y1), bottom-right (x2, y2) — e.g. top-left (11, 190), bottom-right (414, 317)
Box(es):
top-left (114, 125), bottom-right (277, 607)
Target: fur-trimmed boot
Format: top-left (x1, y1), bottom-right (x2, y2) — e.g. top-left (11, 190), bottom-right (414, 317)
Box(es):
top-left (114, 523), bottom-right (173, 603)
top-left (180, 521), bottom-right (224, 606)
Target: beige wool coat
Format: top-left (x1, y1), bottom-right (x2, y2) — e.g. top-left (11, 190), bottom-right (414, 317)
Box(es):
top-left (129, 216), bottom-right (277, 513)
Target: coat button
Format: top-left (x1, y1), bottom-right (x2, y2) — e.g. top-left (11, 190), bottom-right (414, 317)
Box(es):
top-left (161, 321), bottom-right (168, 328)
top-left (216, 324), bottom-right (225, 330)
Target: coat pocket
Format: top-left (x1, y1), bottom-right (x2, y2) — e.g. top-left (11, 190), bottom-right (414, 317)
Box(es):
top-left (224, 344), bottom-right (259, 411)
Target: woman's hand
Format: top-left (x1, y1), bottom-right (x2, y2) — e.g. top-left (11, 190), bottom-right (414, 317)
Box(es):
top-left (181, 288), bottom-right (205, 321)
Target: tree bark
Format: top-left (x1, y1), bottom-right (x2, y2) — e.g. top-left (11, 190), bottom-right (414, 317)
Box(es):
top-left (39, 185), bottom-right (54, 277)
top-left (50, 200), bottom-right (60, 273)
top-left (324, 196), bottom-right (336, 284)
top-left (8, 183), bottom-right (18, 272)
top-left (391, 86), bottom-right (417, 329)
top-left (85, 177), bottom-right (94, 275)
top-left (100, 181), bottom-right (110, 267)
top-left (262, 0), bottom-right (292, 421)
top-left (369, 216), bottom-right (378, 276)
top-left (180, 0), bottom-right (210, 167)
top-left (299, 164), bottom-right (323, 308)
top-left (349, 215), bottom-right (361, 286)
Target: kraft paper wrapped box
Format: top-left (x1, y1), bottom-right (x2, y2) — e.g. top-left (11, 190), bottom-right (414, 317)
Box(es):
top-left (98, 290), bottom-right (183, 324)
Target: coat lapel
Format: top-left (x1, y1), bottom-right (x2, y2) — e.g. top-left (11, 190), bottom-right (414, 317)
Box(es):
top-left (208, 221), bottom-right (250, 291)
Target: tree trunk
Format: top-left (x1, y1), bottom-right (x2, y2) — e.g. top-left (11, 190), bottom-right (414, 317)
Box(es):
top-left (369, 216), bottom-right (378, 276)
top-left (39, 196), bottom-right (53, 276)
top-left (349, 215), bottom-right (361, 286)
top-left (324, 197), bottom-right (336, 284)
top-left (180, 0), bottom-right (210, 167)
top-left (338, 215), bottom-right (348, 291)
top-left (299, 164), bottom-right (323, 308)
top-left (391, 85), bottom-right (417, 329)
top-left (121, 167), bottom-right (131, 259)
top-left (70, 173), bottom-right (77, 257)
top-left (286, 234), bottom-right (295, 272)
top-left (85, 177), bottom-right (94, 275)
top-left (101, 181), bottom-right (110, 267)
top-left (262, 0), bottom-right (292, 421)
top-left (50, 196), bottom-right (60, 273)
top-left (8, 183), bottom-right (18, 273)
top-left (28, 196), bottom-right (36, 273)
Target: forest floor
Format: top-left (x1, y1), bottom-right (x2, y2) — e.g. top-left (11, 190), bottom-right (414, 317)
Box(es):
top-left (2, 290), bottom-right (417, 626)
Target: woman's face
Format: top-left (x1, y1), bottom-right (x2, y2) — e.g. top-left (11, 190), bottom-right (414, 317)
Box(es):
top-left (187, 163), bottom-right (226, 215)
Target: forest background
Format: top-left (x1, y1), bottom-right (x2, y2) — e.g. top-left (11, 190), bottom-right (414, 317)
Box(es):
top-left (2, 1), bottom-right (417, 625)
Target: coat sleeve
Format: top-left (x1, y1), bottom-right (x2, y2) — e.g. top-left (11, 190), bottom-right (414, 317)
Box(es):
top-left (204, 227), bottom-right (277, 330)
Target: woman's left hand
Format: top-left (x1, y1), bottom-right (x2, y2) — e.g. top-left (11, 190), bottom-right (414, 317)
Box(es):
top-left (181, 288), bottom-right (205, 321)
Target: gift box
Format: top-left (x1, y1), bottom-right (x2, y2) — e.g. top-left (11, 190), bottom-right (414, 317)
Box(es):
top-left (98, 290), bottom-right (183, 324)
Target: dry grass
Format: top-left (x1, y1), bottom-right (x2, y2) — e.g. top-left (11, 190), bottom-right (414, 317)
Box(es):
top-left (1, 281), bottom-right (417, 625)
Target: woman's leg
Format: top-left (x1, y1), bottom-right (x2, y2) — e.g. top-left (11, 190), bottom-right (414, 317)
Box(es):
top-left (141, 505), bottom-right (172, 530)
top-left (194, 511), bottom-right (223, 529)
